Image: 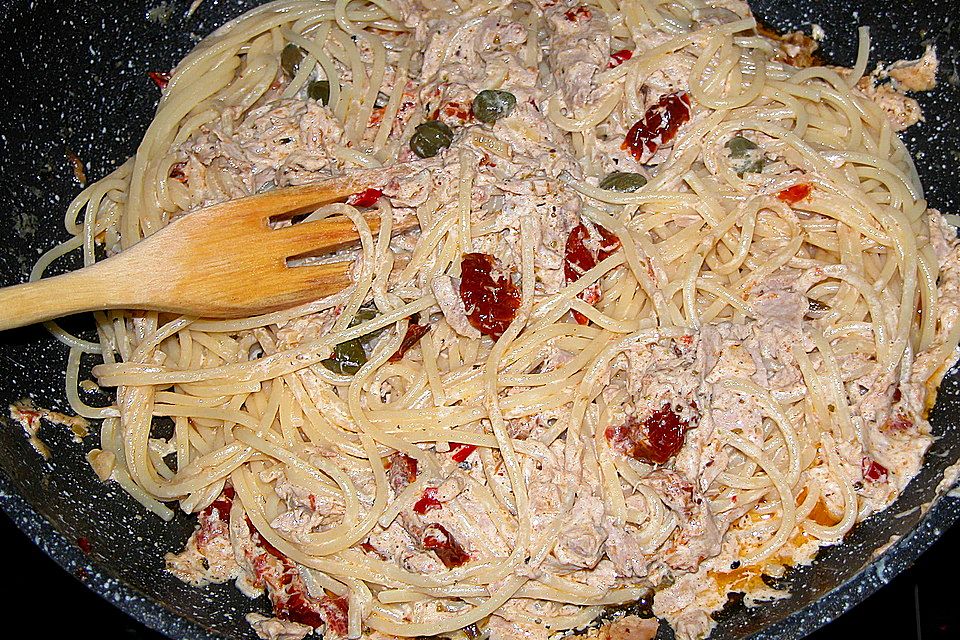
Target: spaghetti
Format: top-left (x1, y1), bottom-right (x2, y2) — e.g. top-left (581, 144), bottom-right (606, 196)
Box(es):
top-left (34, 1), bottom-right (960, 639)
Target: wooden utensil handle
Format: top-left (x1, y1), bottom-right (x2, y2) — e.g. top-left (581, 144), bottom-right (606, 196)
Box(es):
top-left (0, 265), bottom-right (117, 332)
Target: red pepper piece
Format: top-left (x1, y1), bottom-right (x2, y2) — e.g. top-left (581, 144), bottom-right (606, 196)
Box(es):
top-left (413, 487), bottom-right (442, 514)
top-left (388, 316), bottom-right (430, 363)
top-left (605, 403), bottom-right (698, 464)
top-left (148, 71), bottom-right (171, 90)
top-left (609, 49), bottom-right (633, 68)
top-left (449, 442), bottom-right (478, 463)
top-left (622, 91), bottom-right (691, 163)
top-left (862, 457), bottom-right (889, 483)
top-left (346, 188), bottom-right (382, 208)
top-left (422, 523), bottom-right (470, 568)
top-left (777, 183), bottom-right (812, 205)
top-left (564, 222), bottom-right (621, 324)
top-left (459, 252), bottom-right (521, 339)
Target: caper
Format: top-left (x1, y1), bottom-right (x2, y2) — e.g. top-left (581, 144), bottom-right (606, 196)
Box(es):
top-left (319, 305), bottom-right (384, 375)
top-left (598, 171), bottom-right (648, 193)
top-left (308, 80), bottom-right (330, 105)
top-left (725, 135), bottom-right (758, 158)
top-left (472, 89), bottom-right (517, 124)
top-left (281, 43), bottom-right (304, 78)
top-left (410, 120), bottom-right (454, 158)
top-left (725, 135), bottom-right (766, 176)
top-left (351, 305), bottom-right (382, 333)
top-left (321, 338), bottom-right (367, 375)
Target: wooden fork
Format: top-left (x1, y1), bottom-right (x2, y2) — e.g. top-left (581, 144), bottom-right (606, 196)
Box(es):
top-left (0, 173), bottom-right (416, 331)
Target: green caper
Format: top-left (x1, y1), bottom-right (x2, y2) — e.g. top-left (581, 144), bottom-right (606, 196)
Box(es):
top-left (321, 338), bottom-right (367, 375)
top-left (472, 89), bottom-right (517, 124)
top-left (308, 80), bottom-right (330, 105)
top-left (351, 305), bottom-right (383, 335)
top-left (725, 135), bottom-right (765, 176)
top-left (598, 171), bottom-right (648, 193)
top-left (725, 135), bottom-right (758, 158)
top-left (319, 305), bottom-right (384, 376)
top-left (410, 120), bottom-right (454, 158)
top-left (281, 43), bottom-right (304, 78)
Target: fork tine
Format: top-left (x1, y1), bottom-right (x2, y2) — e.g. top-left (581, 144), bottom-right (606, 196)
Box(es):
top-left (279, 260), bottom-right (355, 299)
top-left (196, 174), bottom-right (378, 226)
top-left (269, 215), bottom-right (422, 257)
top-left (247, 261), bottom-right (354, 313)
top-left (269, 215), bottom-right (385, 255)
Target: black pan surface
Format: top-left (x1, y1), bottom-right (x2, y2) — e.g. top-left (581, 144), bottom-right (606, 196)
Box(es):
top-left (0, 1), bottom-right (958, 639)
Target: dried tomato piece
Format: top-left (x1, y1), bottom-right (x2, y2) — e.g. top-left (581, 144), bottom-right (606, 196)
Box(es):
top-left (346, 188), bottom-right (383, 208)
top-left (605, 403), bottom-right (697, 464)
top-left (449, 442), bottom-right (478, 463)
top-left (169, 161), bottom-right (188, 185)
top-left (413, 487), bottom-right (442, 514)
top-left (564, 222), bottom-right (621, 324)
top-left (387, 453), bottom-right (418, 493)
top-left (148, 71), bottom-right (171, 90)
top-left (862, 457), bottom-right (889, 483)
top-left (422, 523), bottom-right (470, 568)
top-left (196, 488), bottom-right (234, 548)
top-left (278, 592), bottom-right (326, 629)
top-left (882, 411), bottom-right (914, 434)
top-left (65, 147), bottom-right (86, 186)
top-left (439, 100), bottom-right (473, 125)
top-left (622, 91), bottom-right (692, 163)
top-left (564, 6), bottom-right (592, 21)
top-left (459, 252), bottom-right (521, 339)
top-left (777, 183), bottom-right (812, 205)
top-left (319, 595), bottom-right (350, 637)
top-left (609, 49), bottom-right (633, 68)
top-left (205, 493), bottom-right (233, 522)
top-left (388, 315), bottom-right (430, 362)
top-left (244, 518), bottom-right (339, 631)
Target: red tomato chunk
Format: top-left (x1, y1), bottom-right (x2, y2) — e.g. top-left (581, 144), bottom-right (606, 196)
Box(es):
top-left (606, 403), bottom-right (697, 464)
top-left (862, 457), bottom-right (888, 483)
top-left (564, 6), bottom-right (592, 21)
top-left (422, 523), bottom-right (470, 568)
top-left (609, 49), bottom-right (633, 68)
top-left (148, 71), bottom-right (171, 89)
top-left (346, 188), bottom-right (382, 208)
top-left (777, 183), bottom-right (812, 205)
top-left (564, 222), bottom-right (621, 324)
top-left (459, 252), bottom-right (521, 339)
top-left (622, 92), bottom-right (691, 163)
top-left (388, 317), bottom-right (430, 363)
top-left (413, 487), bottom-right (443, 514)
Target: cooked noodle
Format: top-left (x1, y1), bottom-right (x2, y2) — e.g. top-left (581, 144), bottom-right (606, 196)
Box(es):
top-left (33, 1), bottom-right (960, 639)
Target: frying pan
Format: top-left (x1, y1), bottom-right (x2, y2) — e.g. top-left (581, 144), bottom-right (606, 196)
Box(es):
top-left (0, 1), bottom-right (958, 638)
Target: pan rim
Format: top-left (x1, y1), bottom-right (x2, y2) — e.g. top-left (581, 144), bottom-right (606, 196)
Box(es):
top-left (1, 462), bottom-right (958, 639)
top-left (0, 0), bottom-right (958, 638)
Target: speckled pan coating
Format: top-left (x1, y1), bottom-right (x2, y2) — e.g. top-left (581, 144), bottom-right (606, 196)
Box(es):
top-left (0, 1), bottom-right (957, 639)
